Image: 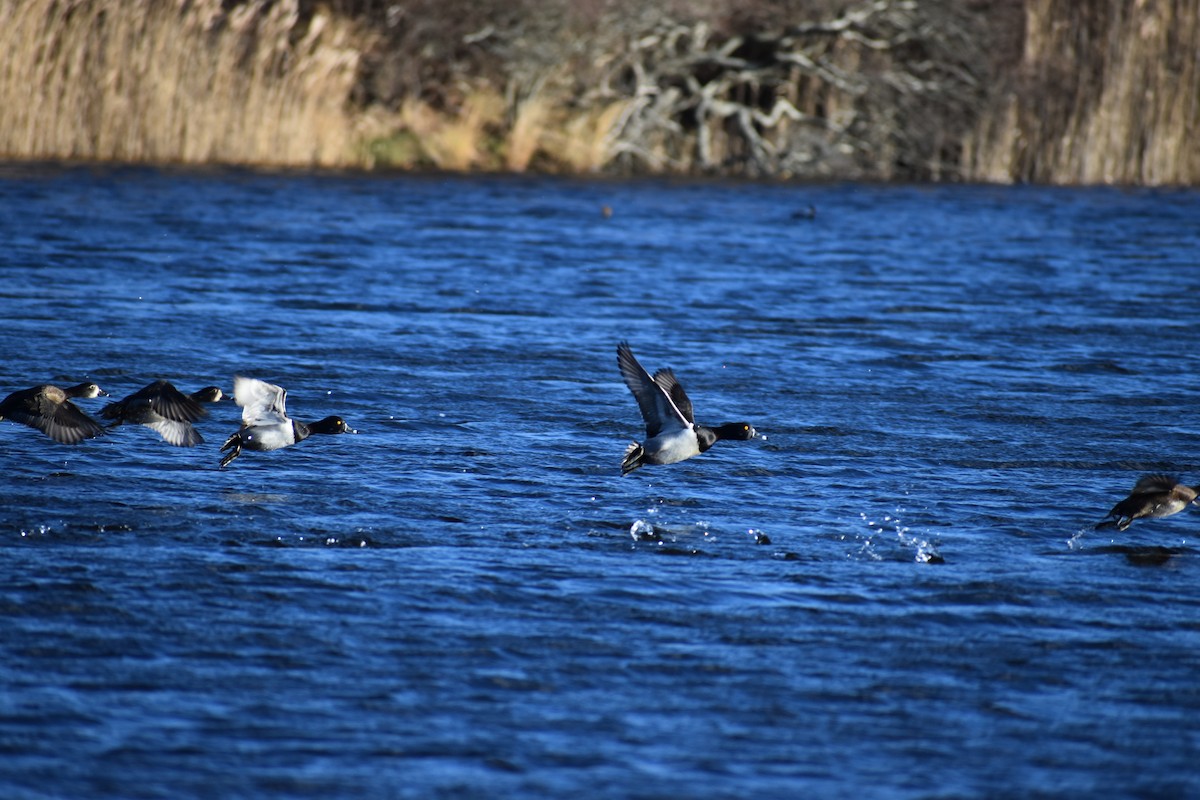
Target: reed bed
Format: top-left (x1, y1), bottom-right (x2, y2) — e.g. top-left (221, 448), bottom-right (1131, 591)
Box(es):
top-left (0, 0), bottom-right (1194, 184)
top-left (964, 0), bottom-right (1198, 184)
top-left (0, 0), bottom-right (375, 166)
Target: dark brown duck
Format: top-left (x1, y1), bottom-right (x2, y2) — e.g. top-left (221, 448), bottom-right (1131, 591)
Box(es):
top-left (101, 380), bottom-right (226, 447)
top-left (1096, 474), bottom-right (1200, 531)
top-left (0, 382), bottom-right (108, 444)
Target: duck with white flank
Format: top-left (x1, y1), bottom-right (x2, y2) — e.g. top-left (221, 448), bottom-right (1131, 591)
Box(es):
top-left (101, 380), bottom-right (227, 447)
top-left (1096, 474), bottom-right (1200, 531)
top-left (219, 376), bottom-right (353, 468)
top-left (0, 382), bottom-right (108, 444)
top-left (617, 341), bottom-right (756, 475)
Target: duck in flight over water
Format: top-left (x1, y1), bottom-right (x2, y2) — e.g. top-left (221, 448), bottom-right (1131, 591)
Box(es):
top-left (101, 380), bottom-right (226, 446)
top-left (1096, 474), bottom-right (1200, 531)
top-left (0, 382), bottom-right (108, 444)
top-left (219, 376), bottom-right (353, 468)
top-left (617, 341), bottom-right (756, 475)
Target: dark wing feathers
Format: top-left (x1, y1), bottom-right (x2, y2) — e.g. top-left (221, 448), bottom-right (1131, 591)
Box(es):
top-left (146, 383), bottom-right (206, 423)
top-left (16, 399), bottom-right (104, 444)
top-left (1131, 474), bottom-right (1177, 494)
top-left (651, 368), bottom-right (695, 424)
top-left (1, 386), bottom-right (104, 445)
top-left (47, 410), bottom-right (105, 443)
top-left (104, 380), bottom-right (206, 424)
top-left (617, 342), bottom-right (690, 438)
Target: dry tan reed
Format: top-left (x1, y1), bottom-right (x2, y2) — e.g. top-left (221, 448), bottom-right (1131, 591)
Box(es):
top-left (506, 93), bottom-right (553, 172)
top-left (0, 0), bottom-right (1194, 183)
top-left (0, 0), bottom-right (381, 166)
top-left (541, 101), bottom-right (628, 173)
top-left (397, 89), bottom-right (506, 171)
top-left (964, 0), bottom-right (1199, 185)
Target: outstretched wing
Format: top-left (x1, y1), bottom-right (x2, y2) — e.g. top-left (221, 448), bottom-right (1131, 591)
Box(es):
top-left (145, 381), bottom-right (206, 423)
top-left (102, 380), bottom-right (204, 423)
top-left (652, 368), bottom-right (695, 424)
top-left (1131, 474), bottom-right (1177, 495)
top-left (16, 400), bottom-right (105, 445)
top-left (617, 342), bottom-right (689, 438)
top-left (145, 418), bottom-right (204, 447)
top-left (232, 376), bottom-right (289, 426)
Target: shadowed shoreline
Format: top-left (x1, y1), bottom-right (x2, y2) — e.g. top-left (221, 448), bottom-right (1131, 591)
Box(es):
top-left (0, 0), bottom-right (1195, 185)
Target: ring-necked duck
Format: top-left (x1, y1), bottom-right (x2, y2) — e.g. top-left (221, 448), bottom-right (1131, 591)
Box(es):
top-left (219, 376), bottom-right (354, 468)
top-left (0, 382), bottom-right (108, 444)
top-left (617, 341), bottom-right (756, 475)
top-left (1096, 474), bottom-right (1200, 531)
top-left (100, 380), bottom-right (227, 447)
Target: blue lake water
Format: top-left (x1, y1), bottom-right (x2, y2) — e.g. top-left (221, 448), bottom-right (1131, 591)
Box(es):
top-left (2, 165), bottom-right (1199, 798)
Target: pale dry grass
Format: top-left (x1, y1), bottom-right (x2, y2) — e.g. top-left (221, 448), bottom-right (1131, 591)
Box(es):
top-left (965, 0), bottom-right (1198, 185)
top-left (0, 1), bottom-right (729, 175)
top-left (1, 0), bottom-right (1193, 183)
top-left (382, 89), bottom-right (621, 173)
top-left (506, 94), bottom-right (553, 172)
top-left (400, 89), bottom-right (505, 171)
top-left (542, 101), bottom-right (629, 173)
top-left (0, 0), bottom-right (373, 166)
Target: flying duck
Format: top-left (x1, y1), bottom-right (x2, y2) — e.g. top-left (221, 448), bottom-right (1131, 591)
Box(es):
top-left (219, 376), bottom-right (353, 468)
top-left (617, 341), bottom-right (756, 475)
top-left (100, 380), bottom-right (227, 446)
top-left (0, 382), bottom-right (108, 444)
top-left (1096, 474), bottom-right (1200, 531)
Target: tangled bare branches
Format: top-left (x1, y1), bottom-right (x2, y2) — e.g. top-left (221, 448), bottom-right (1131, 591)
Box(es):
top-left (573, 0), bottom-right (995, 179)
top-left (334, 0), bottom-right (1015, 178)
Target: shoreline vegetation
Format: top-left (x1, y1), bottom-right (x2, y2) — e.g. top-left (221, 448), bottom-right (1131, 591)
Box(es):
top-left (0, 0), bottom-right (1195, 185)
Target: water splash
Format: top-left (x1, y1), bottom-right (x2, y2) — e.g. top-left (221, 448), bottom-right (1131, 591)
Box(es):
top-left (629, 517), bottom-right (716, 545)
top-left (629, 519), bottom-right (660, 543)
top-left (1066, 527), bottom-right (1090, 550)
top-left (859, 509), bottom-right (943, 563)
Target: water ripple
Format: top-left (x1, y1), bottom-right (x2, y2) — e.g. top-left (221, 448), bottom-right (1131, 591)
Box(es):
top-left (1, 168), bottom-right (1199, 798)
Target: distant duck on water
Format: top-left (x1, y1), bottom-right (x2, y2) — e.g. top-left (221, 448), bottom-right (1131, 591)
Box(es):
top-left (219, 376), bottom-right (354, 468)
top-left (1096, 474), bottom-right (1200, 532)
top-left (616, 341), bottom-right (756, 475)
top-left (101, 380), bottom-right (227, 447)
top-left (0, 382), bottom-right (108, 444)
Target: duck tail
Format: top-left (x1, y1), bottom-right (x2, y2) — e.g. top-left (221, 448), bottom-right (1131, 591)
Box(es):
top-left (621, 442), bottom-right (644, 475)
